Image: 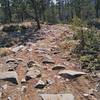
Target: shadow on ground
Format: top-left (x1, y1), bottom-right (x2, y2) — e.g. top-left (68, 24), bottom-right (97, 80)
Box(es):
top-left (0, 25), bottom-right (45, 47)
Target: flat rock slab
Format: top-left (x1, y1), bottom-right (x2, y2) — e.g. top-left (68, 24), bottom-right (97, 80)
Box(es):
top-left (6, 59), bottom-right (16, 64)
top-left (11, 45), bottom-right (25, 53)
top-left (42, 59), bottom-right (55, 64)
top-left (42, 54), bottom-right (55, 64)
top-left (35, 48), bottom-right (51, 54)
top-left (39, 94), bottom-right (74, 100)
top-left (0, 71), bottom-right (18, 84)
top-left (52, 64), bottom-right (65, 70)
top-left (59, 70), bottom-right (86, 79)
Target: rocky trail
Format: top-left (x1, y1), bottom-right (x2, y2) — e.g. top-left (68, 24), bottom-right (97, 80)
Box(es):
top-left (0, 24), bottom-right (100, 100)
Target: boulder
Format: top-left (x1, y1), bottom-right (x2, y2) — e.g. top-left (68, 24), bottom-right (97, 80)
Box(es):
top-left (0, 71), bottom-right (18, 84)
top-left (52, 64), bottom-right (65, 70)
top-left (59, 70), bottom-right (86, 79)
top-left (26, 68), bottom-right (41, 80)
top-left (7, 63), bottom-right (18, 71)
top-left (39, 94), bottom-right (74, 100)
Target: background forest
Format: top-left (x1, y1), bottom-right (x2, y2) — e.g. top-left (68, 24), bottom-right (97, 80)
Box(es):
top-left (0, 0), bottom-right (100, 27)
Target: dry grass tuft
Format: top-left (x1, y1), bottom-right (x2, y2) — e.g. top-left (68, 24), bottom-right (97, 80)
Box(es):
top-left (0, 48), bottom-right (12, 57)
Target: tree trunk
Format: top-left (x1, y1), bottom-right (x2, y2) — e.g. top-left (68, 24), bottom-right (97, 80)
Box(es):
top-left (95, 0), bottom-right (99, 18)
top-left (41, 0), bottom-right (46, 22)
top-left (8, 0), bottom-right (12, 22)
top-left (30, 0), bottom-right (41, 29)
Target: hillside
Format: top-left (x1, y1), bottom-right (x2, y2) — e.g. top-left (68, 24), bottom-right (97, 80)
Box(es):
top-left (0, 23), bottom-right (100, 100)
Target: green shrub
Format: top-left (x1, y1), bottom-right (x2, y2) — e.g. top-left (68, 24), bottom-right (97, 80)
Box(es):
top-left (2, 25), bottom-right (20, 32)
top-left (74, 28), bottom-right (100, 71)
top-left (80, 55), bottom-right (94, 62)
top-left (71, 16), bottom-right (86, 27)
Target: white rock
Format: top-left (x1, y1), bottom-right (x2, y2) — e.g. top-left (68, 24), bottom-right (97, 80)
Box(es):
top-left (0, 92), bottom-right (2, 98)
top-left (83, 93), bottom-right (89, 97)
top-left (2, 84), bottom-right (7, 90)
top-left (46, 79), bottom-right (55, 85)
top-left (54, 75), bottom-right (61, 79)
top-left (96, 82), bottom-right (100, 92)
top-left (35, 80), bottom-right (46, 89)
top-left (11, 45), bottom-right (25, 53)
top-left (35, 48), bottom-right (50, 54)
top-left (21, 78), bottom-right (26, 84)
top-left (39, 94), bottom-right (74, 100)
top-left (7, 97), bottom-right (12, 100)
top-left (21, 86), bottom-right (27, 92)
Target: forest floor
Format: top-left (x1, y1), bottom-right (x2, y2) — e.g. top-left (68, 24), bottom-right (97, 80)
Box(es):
top-left (0, 23), bottom-right (100, 100)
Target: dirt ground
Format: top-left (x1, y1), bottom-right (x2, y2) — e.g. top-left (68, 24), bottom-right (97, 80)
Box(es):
top-left (0, 23), bottom-right (99, 100)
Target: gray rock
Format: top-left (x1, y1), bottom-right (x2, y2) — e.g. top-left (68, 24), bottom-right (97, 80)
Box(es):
top-left (26, 68), bottom-right (41, 80)
top-left (6, 61), bottom-right (18, 71)
top-left (6, 59), bottom-right (16, 64)
top-left (6, 58), bottom-right (24, 71)
top-left (39, 94), bottom-right (74, 100)
top-left (42, 55), bottom-right (55, 64)
top-left (11, 45), bottom-right (25, 53)
top-left (42, 59), bottom-right (55, 64)
top-left (46, 79), bottom-right (55, 85)
top-left (1, 84), bottom-right (7, 90)
top-left (0, 71), bottom-right (18, 84)
top-left (96, 82), bottom-right (100, 92)
top-left (21, 86), bottom-right (27, 93)
top-left (35, 80), bottom-right (46, 89)
top-left (52, 64), bottom-right (65, 70)
top-left (16, 58), bottom-right (24, 63)
top-left (27, 61), bottom-right (35, 68)
top-left (0, 84), bottom-right (7, 95)
top-left (35, 48), bottom-right (50, 54)
top-left (59, 70), bottom-right (86, 79)
top-left (51, 46), bottom-right (61, 54)
top-left (88, 89), bottom-right (95, 95)
top-left (8, 67), bottom-right (14, 71)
